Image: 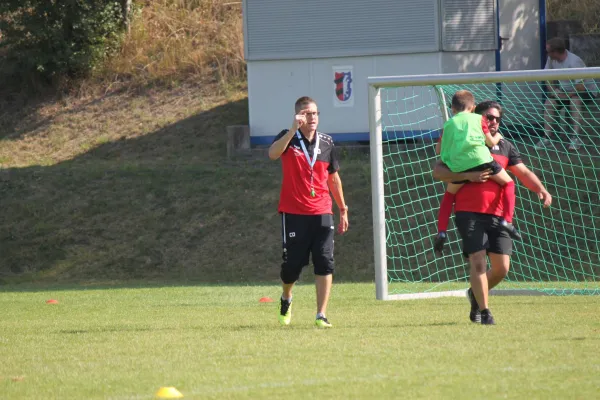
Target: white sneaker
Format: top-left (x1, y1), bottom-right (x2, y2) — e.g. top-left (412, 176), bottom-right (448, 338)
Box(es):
top-left (568, 137), bottom-right (583, 151)
top-left (534, 138), bottom-right (552, 150)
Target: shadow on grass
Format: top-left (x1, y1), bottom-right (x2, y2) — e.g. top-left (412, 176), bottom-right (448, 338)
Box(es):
top-left (0, 85), bottom-right (384, 286)
top-left (0, 81), bottom-right (171, 143)
top-left (0, 97), bottom-right (291, 284)
top-left (0, 86), bottom-right (65, 141)
top-left (0, 81), bottom-right (223, 141)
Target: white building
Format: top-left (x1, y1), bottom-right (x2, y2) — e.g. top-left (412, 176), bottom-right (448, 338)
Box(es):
top-left (243, 0), bottom-right (546, 144)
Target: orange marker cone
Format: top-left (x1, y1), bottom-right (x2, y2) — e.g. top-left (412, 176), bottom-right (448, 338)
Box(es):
top-left (46, 299), bottom-right (59, 304)
top-left (259, 296), bottom-right (273, 303)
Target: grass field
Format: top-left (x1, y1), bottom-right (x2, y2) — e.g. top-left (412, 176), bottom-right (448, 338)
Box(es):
top-left (1, 283), bottom-right (599, 399)
top-left (0, 2), bottom-right (599, 398)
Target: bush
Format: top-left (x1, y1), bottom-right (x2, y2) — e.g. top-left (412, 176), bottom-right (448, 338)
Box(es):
top-left (547, 0), bottom-right (600, 34)
top-left (0, 0), bottom-right (126, 85)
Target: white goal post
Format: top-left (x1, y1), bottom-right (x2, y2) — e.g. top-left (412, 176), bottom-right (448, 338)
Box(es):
top-left (368, 67), bottom-right (600, 300)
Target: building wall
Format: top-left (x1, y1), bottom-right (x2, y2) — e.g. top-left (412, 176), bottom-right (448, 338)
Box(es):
top-left (245, 0), bottom-right (541, 144)
top-left (249, 52), bottom-right (497, 144)
top-left (244, 0), bottom-right (439, 61)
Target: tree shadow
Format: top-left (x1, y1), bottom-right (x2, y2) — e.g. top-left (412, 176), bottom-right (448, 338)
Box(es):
top-left (0, 90), bottom-right (59, 140)
top-left (0, 84), bottom-right (384, 287)
top-left (0, 81), bottom-right (219, 141)
top-left (0, 85), bottom-right (132, 141)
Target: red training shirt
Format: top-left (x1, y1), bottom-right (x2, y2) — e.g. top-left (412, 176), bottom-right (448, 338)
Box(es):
top-left (273, 130), bottom-right (339, 215)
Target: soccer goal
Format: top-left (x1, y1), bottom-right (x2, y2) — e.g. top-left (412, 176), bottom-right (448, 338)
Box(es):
top-left (368, 67), bottom-right (600, 300)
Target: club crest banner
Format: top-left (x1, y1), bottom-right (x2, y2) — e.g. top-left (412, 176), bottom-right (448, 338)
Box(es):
top-left (333, 66), bottom-right (354, 107)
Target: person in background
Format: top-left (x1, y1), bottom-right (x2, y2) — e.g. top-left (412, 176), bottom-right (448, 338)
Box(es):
top-left (535, 37), bottom-right (599, 151)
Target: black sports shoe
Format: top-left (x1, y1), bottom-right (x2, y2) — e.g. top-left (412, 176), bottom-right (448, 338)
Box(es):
top-left (467, 288), bottom-right (481, 323)
top-left (433, 232), bottom-right (448, 255)
top-left (480, 309), bottom-right (496, 325)
top-left (500, 220), bottom-right (522, 240)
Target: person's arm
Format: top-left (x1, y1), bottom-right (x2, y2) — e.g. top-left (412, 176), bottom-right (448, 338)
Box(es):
top-left (508, 163), bottom-right (552, 208)
top-left (268, 113), bottom-right (306, 160)
top-left (268, 129), bottom-right (295, 160)
top-left (481, 116), bottom-right (502, 147)
top-left (327, 172), bottom-right (349, 234)
top-left (572, 57), bottom-right (587, 93)
top-left (544, 58), bottom-right (561, 96)
top-left (548, 81), bottom-right (568, 98)
top-left (432, 160), bottom-right (491, 183)
top-left (544, 59), bottom-right (570, 97)
top-left (435, 129), bottom-right (443, 155)
top-left (484, 131), bottom-right (502, 147)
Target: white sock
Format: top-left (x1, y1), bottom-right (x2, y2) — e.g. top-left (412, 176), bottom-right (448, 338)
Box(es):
top-left (281, 295), bottom-right (292, 302)
top-left (316, 312), bottom-right (325, 319)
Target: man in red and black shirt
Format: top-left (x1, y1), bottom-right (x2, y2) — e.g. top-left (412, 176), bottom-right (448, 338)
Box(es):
top-left (268, 96), bottom-right (349, 329)
top-left (433, 101), bottom-right (552, 325)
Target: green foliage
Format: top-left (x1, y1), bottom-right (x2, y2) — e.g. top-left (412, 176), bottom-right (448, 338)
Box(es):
top-left (547, 0), bottom-right (600, 34)
top-left (0, 0), bottom-right (126, 84)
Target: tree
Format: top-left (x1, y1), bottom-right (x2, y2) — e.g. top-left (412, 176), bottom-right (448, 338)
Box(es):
top-left (0, 0), bottom-right (126, 84)
top-left (122, 0), bottom-right (132, 31)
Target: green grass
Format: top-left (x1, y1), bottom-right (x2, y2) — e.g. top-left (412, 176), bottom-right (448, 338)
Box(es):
top-left (0, 3), bottom-right (598, 397)
top-left (1, 283), bottom-right (599, 399)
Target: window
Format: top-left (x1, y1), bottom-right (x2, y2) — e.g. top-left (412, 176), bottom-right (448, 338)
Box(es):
top-left (442, 0), bottom-right (497, 51)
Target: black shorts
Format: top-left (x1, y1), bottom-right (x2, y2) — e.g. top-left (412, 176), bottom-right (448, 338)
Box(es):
top-left (454, 211), bottom-right (512, 258)
top-left (280, 213), bottom-right (335, 283)
top-left (451, 160), bottom-right (503, 184)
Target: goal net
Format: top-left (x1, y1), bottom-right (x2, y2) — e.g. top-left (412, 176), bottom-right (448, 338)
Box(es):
top-left (368, 68), bottom-right (600, 300)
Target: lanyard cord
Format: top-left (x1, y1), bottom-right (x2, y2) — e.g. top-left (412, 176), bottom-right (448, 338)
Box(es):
top-left (296, 130), bottom-right (320, 197)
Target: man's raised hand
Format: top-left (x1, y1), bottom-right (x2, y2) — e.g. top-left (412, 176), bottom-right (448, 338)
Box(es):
top-left (292, 112), bottom-right (307, 131)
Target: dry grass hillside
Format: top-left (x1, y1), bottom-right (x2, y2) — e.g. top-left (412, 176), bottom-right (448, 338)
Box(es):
top-left (100, 0), bottom-right (245, 89)
top-left (1, 0), bottom-right (246, 167)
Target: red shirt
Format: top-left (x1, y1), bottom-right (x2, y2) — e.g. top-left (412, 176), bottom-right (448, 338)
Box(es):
top-left (274, 130), bottom-right (339, 215)
top-left (454, 138), bottom-right (522, 217)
